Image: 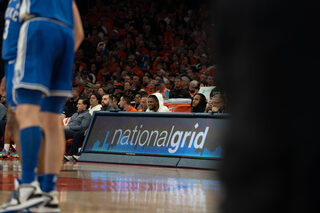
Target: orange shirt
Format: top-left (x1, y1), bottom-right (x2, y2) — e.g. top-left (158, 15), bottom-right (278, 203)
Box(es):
top-left (126, 106), bottom-right (137, 112)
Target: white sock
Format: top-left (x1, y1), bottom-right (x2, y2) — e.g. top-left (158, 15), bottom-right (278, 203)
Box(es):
top-left (4, 144), bottom-right (10, 153)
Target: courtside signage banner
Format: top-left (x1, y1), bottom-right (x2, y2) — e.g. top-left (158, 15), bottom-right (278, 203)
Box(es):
top-left (82, 112), bottom-right (228, 159)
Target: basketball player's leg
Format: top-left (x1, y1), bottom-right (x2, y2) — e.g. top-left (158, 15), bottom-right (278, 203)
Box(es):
top-left (24, 97), bottom-right (66, 213)
top-left (15, 90), bottom-right (43, 185)
top-left (39, 97), bottom-right (66, 193)
top-left (0, 101), bottom-right (44, 212)
top-left (1, 89), bottom-right (46, 211)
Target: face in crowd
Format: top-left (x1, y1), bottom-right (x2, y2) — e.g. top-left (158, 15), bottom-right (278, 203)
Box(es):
top-left (98, 87), bottom-right (106, 96)
top-left (119, 96), bottom-right (126, 109)
top-left (71, 88), bottom-right (80, 99)
top-left (192, 94), bottom-right (201, 108)
top-left (77, 99), bottom-right (87, 112)
top-left (148, 96), bottom-right (159, 111)
top-left (211, 95), bottom-right (225, 111)
top-left (135, 94), bottom-right (141, 105)
top-left (174, 78), bottom-right (181, 89)
top-left (140, 96), bottom-right (148, 111)
top-left (90, 94), bottom-right (99, 107)
top-left (101, 94), bottom-right (110, 107)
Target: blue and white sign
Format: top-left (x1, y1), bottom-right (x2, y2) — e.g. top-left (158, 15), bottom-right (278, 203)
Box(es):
top-left (82, 112), bottom-right (229, 159)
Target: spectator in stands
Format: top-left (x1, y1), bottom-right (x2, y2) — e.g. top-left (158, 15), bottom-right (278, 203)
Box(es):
top-left (104, 81), bottom-right (114, 94)
top-left (156, 79), bottom-right (170, 98)
top-left (207, 75), bottom-right (215, 86)
top-left (165, 79), bottom-right (174, 90)
top-left (206, 92), bottom-right (228, 113)
top-left (64, 98), bottom-right (91, 139)
top-left (132, 74), bottom-right (141, 91)
top-left (181, 75), bottom-right (191, 90)
top-left (97, 87), bottom-right (106, 97)
top-left (88, 92), bottom-right (102, 115)
top-left (123, 81), bottom-right (132, 96)
top-left (186, 68), bottom-right (197, 81)
top-left (189, 80), bottom-right (200, 97)
top-left (146, 79), bottom-right (157, 95)
top-left (134, 93), bottom-right (141, 109)
top-left (113, 84), bottom-right (124, 97)
top-left (199, 53), bottom-right (209, 66)
top-left (65, 0), bottom-right (216, 115)
top-left (101, 94), bottom-right (116, 111)
top-left (123, 75), bottom-right (131, 83)
top-left (62, 87), bottom-right (80, 118)
top-left (119, 95), bottom-right (137, 112)
top-left (191, 93), bottom-right (207, 113)
top-left (142, 75), bottom-right (150, 90)
top-left (82, 86), bottom-right (94, 99)
top-left (137, 93), bottom-right (148, 112)
top-left (146, 93), bottom-right (171, 112)
top-left (111, 94), bottom-right (120, 111)
top-left (169, 77), bottom-right (191, 99)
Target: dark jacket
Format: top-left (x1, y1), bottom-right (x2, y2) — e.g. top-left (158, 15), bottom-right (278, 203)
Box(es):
top-left (102, 105), bottom-right (116, 111)
top-left (169, 88), bottom-right (191, 99)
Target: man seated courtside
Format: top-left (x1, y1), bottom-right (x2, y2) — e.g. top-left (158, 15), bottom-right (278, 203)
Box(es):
top-left (64, 94), bottom-right (117, 161)
top-left (64, 98), bottom-right (91, 139)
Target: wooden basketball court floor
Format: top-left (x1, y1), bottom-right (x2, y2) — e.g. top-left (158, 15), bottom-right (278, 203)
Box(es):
top-left (0, 159), bottom-right (220, 213)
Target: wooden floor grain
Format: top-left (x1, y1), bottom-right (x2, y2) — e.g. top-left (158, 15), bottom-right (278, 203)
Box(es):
top-left (0, 160), bottom-right (220, 213)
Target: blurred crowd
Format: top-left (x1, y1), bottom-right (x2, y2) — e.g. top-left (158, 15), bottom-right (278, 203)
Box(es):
top-left (66, 0), bottom-right (226, 115)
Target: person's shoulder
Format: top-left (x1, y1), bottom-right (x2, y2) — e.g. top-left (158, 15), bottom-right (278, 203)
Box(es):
top-left (129, 106), bottom-right (137, 111)
top-left (80, 110), bottom-right (90, 116)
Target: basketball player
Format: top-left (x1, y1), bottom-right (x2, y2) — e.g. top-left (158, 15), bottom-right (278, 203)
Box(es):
top-left (0, 0), bottom-right (83, 212)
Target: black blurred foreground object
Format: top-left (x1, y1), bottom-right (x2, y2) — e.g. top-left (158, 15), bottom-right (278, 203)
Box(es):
top-left (214, 1), bottom-right (318, 213)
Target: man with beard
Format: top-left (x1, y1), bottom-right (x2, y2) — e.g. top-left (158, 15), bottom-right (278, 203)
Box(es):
top-left (137, 93), bottom-right (148, 112)
top-left (146, 93), bottom-right (170, 112)
top-left (101, 94), bottom-right (116, 111)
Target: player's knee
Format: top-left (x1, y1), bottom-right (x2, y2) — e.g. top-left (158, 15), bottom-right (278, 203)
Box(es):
top-left (40, 113), bottom-right (62, 130)
top-left (16, 106), bottom-right (41, 128)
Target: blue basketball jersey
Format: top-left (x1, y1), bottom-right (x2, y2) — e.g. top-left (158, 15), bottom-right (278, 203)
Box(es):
top-left (2, 0), bottom-right (21, 61)
top-left (20, 0), bottom-right (73, 28)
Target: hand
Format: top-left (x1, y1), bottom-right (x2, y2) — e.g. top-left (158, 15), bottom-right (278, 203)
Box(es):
top-left (211, 106), bottom-right (220, 112)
